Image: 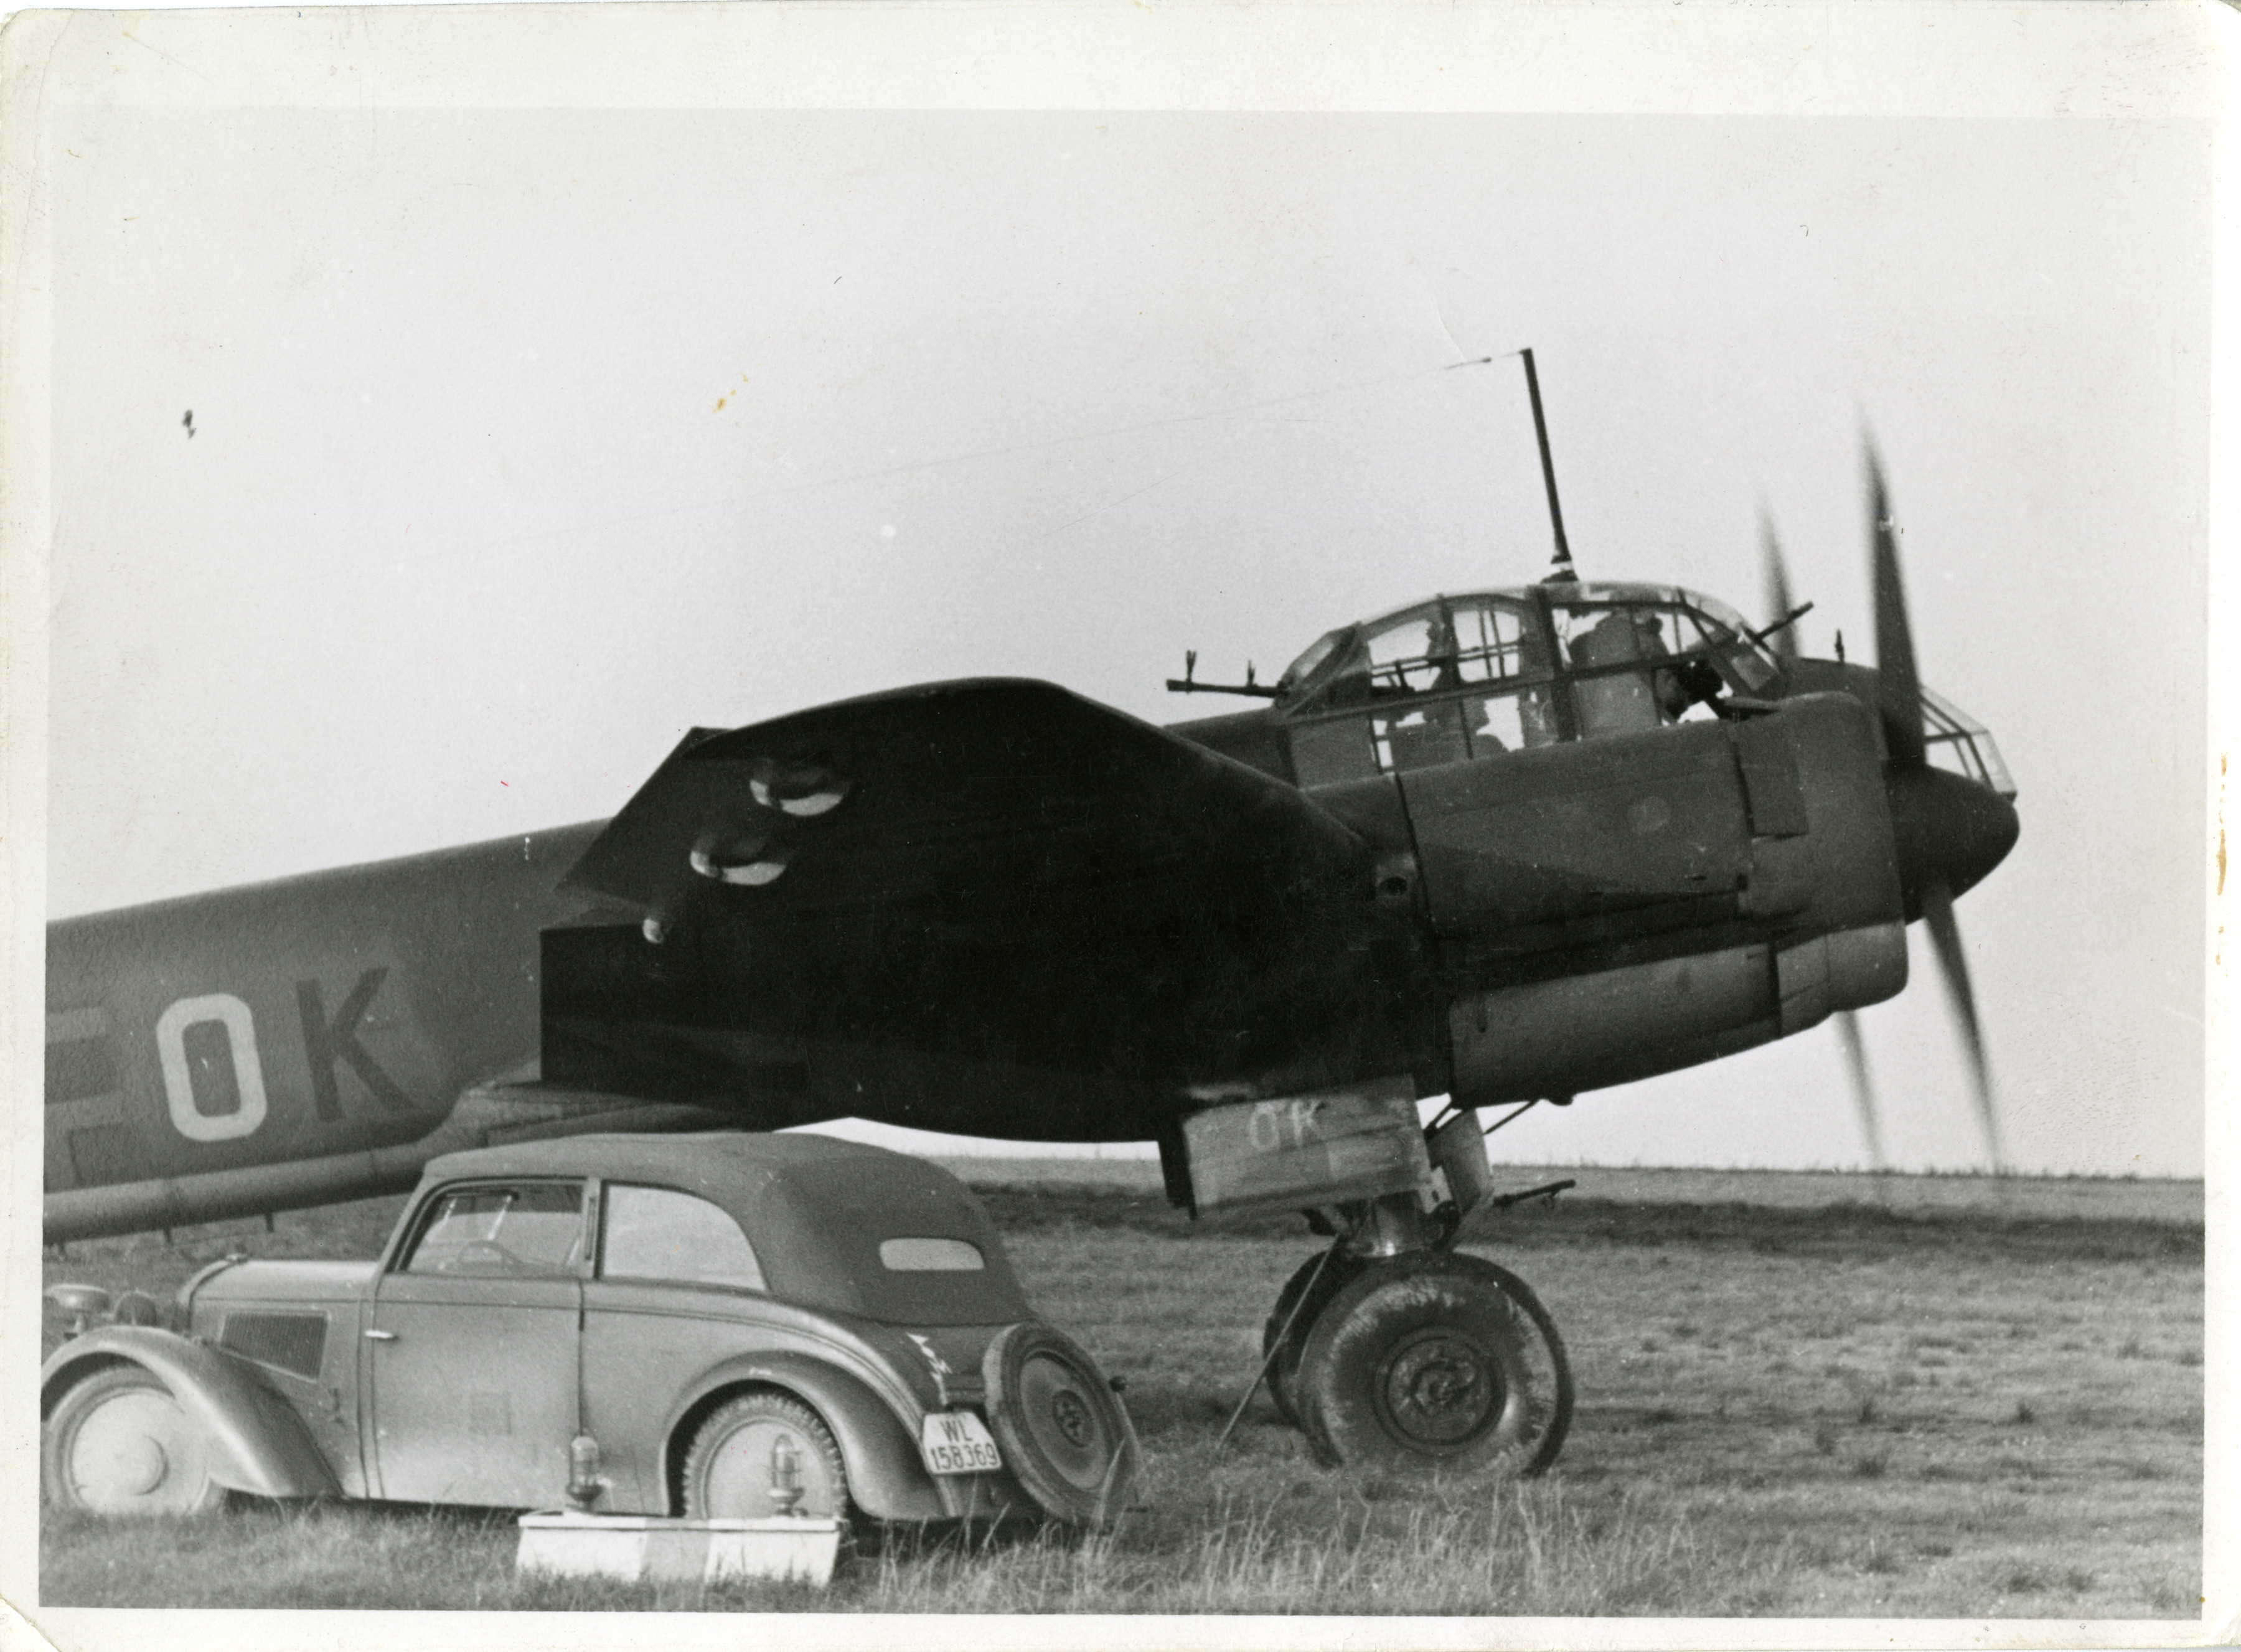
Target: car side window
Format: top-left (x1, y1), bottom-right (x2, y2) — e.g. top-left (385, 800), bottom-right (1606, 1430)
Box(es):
top-left (599, 1183), bottom-right (766, 1291)
top-left (403, 1181), bottom-right (587, 1277)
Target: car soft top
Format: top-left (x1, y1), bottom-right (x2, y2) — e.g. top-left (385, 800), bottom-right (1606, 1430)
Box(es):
top-left (414, 1131), bottom-right (1029, 1325)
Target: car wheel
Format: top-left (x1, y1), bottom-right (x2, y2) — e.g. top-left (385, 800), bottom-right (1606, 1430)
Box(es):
top-left (1296, 1252), bottom-right (1573, 1476)
top-left (982, 1321), bottom-right (1138, 1528)
top-left (43, 1364), bottom-right (223, 1516)
top-left (681, 1391), bottom-right (848, 1520)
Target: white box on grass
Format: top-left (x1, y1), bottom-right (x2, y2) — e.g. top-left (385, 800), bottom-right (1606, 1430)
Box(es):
top-left (516, 1511), bottom-right (844, 1588)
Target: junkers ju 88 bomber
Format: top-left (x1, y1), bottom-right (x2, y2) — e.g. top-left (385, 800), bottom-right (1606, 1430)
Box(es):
top-left (44, 354), bottom-right (2018, 1481)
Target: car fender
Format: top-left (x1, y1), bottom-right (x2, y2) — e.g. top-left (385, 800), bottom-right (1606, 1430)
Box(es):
top-left (665, 1351), bottom-right (953, 1523)
top-left (40, 1328), bottom-right (342, 1500)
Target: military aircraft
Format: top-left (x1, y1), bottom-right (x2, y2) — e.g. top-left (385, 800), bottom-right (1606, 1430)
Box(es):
top-left (41, 360), bottom-right (2018, 1473)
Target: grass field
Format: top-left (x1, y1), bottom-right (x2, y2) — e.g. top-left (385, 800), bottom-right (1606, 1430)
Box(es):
top-left (37, 1166), bottom-right (2204, 1618)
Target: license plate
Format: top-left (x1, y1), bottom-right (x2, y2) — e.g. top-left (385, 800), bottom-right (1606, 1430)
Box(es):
top-left (919, 1411), bottom-right (1003, 1475)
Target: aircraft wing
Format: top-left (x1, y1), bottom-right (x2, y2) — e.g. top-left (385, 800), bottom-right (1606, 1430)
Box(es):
top-left (552, 680), bottom-right (1386, 1119)
top-left (565, 678), bottom-right (1363, 919)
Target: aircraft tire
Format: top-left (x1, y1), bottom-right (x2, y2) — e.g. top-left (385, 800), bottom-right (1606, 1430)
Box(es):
top-left (982, 1321), bottom-right (1139, 1528)
top-left (42, 1364), bottom-right (224, 1516)
top-left (681, 1390), bottom-right (850, 1520)
top-left (1259, 1247), bottom-right (1363, 1427)
top-left (1296, 1252), bottom-right (1572, 1476)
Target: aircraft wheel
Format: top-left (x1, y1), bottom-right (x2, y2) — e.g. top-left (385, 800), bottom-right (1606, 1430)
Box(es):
top-left (682, 1391), bottom-right (849, 1519)
top-left (1259, 1247), bottom-right (1363, 1426)
top-left (43, 1364), bottom-right (223, 1516)
top-left (1297, 1252), bottom-right (1572, 1476)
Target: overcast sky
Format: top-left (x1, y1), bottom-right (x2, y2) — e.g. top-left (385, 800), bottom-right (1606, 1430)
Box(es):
top-left (19, 12), bottom-right (2217, 1179)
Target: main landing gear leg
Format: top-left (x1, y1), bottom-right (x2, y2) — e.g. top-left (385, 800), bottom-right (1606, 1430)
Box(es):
top-left (1264, 1191), bottom-right (1574, 1476)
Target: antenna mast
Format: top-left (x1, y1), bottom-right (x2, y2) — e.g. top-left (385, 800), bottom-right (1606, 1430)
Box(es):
top-left (1518, 348), bottom-right (1574, 581)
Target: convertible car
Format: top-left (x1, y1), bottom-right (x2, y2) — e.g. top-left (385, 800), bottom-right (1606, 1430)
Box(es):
top-left (41, 1132), bottom-right (1138, 1529)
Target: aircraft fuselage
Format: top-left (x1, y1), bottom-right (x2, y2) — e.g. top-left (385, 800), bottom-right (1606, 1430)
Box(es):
top-left (42, 580), bottom-right (2018, 1242)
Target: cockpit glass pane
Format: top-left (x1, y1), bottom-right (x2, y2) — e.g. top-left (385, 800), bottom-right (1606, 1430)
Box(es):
top-left (1920, 686), bottom-right (2016, 798)
top-left (1364, 605), bottom-right (1444, 695)
top-left (1276, 629), bottom-right (1346, 697)
top-left (1345, 597), bottom-right (1552, 702)
top-left (1550, 604), bottom-right (1691, 669)
top-left (1678, 593), bottom-right (1779, 691)
top-left (1549, 601), bottom-right (1736, 737)
top-left (1447, 598), bottom-right (1546, 683)
top-left (1684, 590), bottom-right (1754, 636)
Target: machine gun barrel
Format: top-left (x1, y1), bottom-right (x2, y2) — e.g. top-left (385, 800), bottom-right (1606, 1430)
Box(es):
top-left (1487, 1177), bottom-right (1576, 1212)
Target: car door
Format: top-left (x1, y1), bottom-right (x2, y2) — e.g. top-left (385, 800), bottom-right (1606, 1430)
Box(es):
top-left (578, 1180), bottom-right (774, 1511)
top-left (366, 1178), bottom-right (586, 1507)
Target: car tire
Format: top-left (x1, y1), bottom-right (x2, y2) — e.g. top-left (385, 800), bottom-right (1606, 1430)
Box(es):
top-left (981, 1321), bottom-right (1138, 1528)
top-left (1295, 1251), bottom-right (1573, 1476)
top-left (680, 1391), bottom-right (849, 1520)
top-left (43, 1364), bottom-right (223, 1516)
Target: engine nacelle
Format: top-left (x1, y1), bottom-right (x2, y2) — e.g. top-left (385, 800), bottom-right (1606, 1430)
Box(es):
top-left (1421, 693), bottom-right (1907, 1107)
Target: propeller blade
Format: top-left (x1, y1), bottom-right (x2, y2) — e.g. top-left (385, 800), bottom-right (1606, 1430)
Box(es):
top-left (1919, 873), bottom-right (2006, 1171)
top-left (1834, 1010), bottom-right (1883, 1170)
top-left (1867, 443), bottom-right (1927, 767)
top-left (1760, 512), bottom-right (1800, 660)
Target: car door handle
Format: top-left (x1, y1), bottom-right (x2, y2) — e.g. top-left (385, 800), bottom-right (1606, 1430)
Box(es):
top-left (364, 1328), bottom-right (397, 1341)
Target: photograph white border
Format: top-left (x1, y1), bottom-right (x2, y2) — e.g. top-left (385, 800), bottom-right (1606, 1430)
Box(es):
top-left (2, 3), bottom-right (2230, 1647)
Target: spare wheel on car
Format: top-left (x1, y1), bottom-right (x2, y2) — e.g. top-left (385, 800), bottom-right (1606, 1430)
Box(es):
top-left (980, 1322), bottom-right (1137, 1526)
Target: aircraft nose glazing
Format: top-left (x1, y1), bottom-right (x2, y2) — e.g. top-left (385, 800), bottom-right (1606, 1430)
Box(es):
top-left (1884, 763), bottom-right (2019, 918)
